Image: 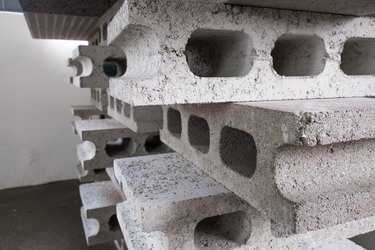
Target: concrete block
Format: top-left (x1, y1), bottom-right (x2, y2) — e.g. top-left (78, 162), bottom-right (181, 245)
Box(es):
top-left (90, 88), bottom-right (109, 112)
top-left (75, 119), bottom-right (170, 170)
top-left (114, 153), bottom-right (375, 250)
top-left (69, 45), bottom-right (126, 88)
top-left (80, 181), bottom-right (124, 245)
top-left (98, 0), bottom-right (375, 106)
top-left (200, 0), bottom-right (375, 16)
top-left (160, 98), bottom-right (375, 234)
top-left (71, 105), bottom-right (107, 120)
top-left (75, 163), bottom-right (109, 183)
top-left (107, 94), bottom-right (163, 133)
top-left (114, 153), bottom-right (247, 249)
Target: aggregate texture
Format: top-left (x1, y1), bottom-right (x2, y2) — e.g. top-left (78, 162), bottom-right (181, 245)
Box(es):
top-left (160, 97), bottom-right (375, 234)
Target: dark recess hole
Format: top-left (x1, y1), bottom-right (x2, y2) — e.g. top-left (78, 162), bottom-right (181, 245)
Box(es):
top-left (188, 115), bottom-right (210, 153)
top-left (108, 214), bottom-right (120, 231)
top-left (167, 108), bottom-right (182, 137)
top-left (105, 138), bottom-right (136, 158)
top-left (103, 58), bottom-right (127, 77)
top-left (194, 211), bottom-right (251, 249)
top-left (144, 135), bottom-right (170, 154)
top-left (219, 126), bottom-right (257, 178)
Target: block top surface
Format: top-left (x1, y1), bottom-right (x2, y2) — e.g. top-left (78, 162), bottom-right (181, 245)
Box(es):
top-left (114, 153), bottom-right (230, 204)
top-left (75, 119), bottom-right (126, 134)
top-left (80, 181), bottom-right (123, 210)
top-left (241, 98), bottom-right (375, 113)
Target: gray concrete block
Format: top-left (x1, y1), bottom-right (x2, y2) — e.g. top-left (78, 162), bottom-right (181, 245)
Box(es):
top-left (102, 0), bottom-right (375, 106)
top-left (114, 153), bottom-right (375, 249)
top-left (200, 0), bottom-right (375, 16)
top-left (80, 181), bottom-right (124, 245)
top-left (90, 88), bottom-right (109, 112)
top-left (160, 98), bottom-right (375, 234)
top-left (71, 105), bottom-right (107, 120)
top-left (114, 153), bottom-right (247, 249)
top-left (75, 119), bottom-right (170, 170)
top-left (75, 163), bottom-right (109, 183)
top-left (107, 94), bottom-right (163, 133)
top-left (69, 46), bottom-right (125, 88)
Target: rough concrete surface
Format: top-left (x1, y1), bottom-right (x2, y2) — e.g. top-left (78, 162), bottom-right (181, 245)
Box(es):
top-left (96, 0), bottom-right (375, 106)
top-left (75, 119), bottom-right (170, 170)
top-left (201, 0), bottom-right (375, 16)
top-left (107, 94), bottom-right (163, 133)
top-left (114, 153), bottom-right (375, 249)
top-left (80, 181), bottom-right (124, 245)
top-left (160, 98), bottom-right (375, 234)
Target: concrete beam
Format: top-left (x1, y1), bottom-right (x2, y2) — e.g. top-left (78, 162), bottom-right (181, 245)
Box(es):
top-left (160, 98), bottom-right (375, 233)
top-left (100, 0), bottom-right (375, 106)
top-left (75, 119), bottom-right (170, 170)
top-left (80, 181), bottom-right (123, 245)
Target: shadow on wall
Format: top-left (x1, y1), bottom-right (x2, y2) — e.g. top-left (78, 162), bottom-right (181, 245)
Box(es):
top-left (0, 12), bottom-right (89, 190)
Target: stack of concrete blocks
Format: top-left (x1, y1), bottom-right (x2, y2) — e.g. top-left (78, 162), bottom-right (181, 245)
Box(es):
top-left (18, 0), bottom-right (375, 249)
top-left (72, 0), bottom-right (375, 249)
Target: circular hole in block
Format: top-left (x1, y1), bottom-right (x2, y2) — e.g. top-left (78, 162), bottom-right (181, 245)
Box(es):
top-left (194, 211), bottom-right (251, 249)
top-left (105, 138), bottom-right (136, 158)
top-left (271, 34), bottom-right (326, 76)
top-left (185, 29), bottom-right (253, 77)
top-left (144, 135), bottom-right (170, 154)
top-left (219, 126), bottom-right (257, 178)
top-left (188, 115), bottom-right (210, 153)
top-left (103, 57), bottom-right (127, 77)
top-left (341, 38), bottom-right (375, 76)
top-left (108, 214), bottom-right (120, 231)
top-left (167, 108), bottom-right (182, 138)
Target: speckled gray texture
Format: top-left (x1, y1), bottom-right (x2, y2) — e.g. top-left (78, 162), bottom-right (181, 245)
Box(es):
top-left (75, 119), bottom-right (170, 170)
top-left (69, 46), bottom-right (125, 88)
top-left (80, 181), bottom-right (123, 245)
top-left (114, 153), bottom-right (375, 249)
top-left (107, 94), bottom-right (163, 133)
top-left (103, 0), bottom-right (375, 106)
top-left (200, 0), bottom-right (375, 16)
top-left (160, 98), bottom-right (375, 234)
top-left (75, 163), bottom-right (109, 183)
top-left (114, 153), bottom-right (247, 249)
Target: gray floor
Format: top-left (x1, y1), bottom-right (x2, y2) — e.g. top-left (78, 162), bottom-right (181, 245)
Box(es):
top-left (0, 180), bottom-right (117, 250)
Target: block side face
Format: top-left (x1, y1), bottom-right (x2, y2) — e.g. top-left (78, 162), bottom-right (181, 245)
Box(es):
top-left (80, 181), bottom-right (123, 210)
top-left (107, 0), bottom-right (375, 106)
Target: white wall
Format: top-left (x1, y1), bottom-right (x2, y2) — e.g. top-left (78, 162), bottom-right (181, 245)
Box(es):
top-left (0, 12), bottom-right (89, 190)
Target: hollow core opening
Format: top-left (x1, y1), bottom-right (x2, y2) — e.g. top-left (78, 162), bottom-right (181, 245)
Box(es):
top-left (271, 34), bottom-right (326, 76)
top-left (167, 108), bottom-right (182, 137)
top-left (219, 127), bottom-right (257, 178)
top-left (194, 211), bottom-right (251, 249)
top-left (144, 135), bottom-right (170, 154)
top-left (103, 57), bottom-right (127, 77)
top-left (184, 29), bottom-right (253, 77)
top-left (188, 115), bottom-right (210, 153)
top-left (105, 138), bottom-right (136, 158)
top-left (341, 38), bottom-right (375, 75)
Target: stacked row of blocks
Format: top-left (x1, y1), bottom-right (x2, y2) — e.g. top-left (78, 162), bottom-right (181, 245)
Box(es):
top-left (68, 0), bottom-right (375, 249)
